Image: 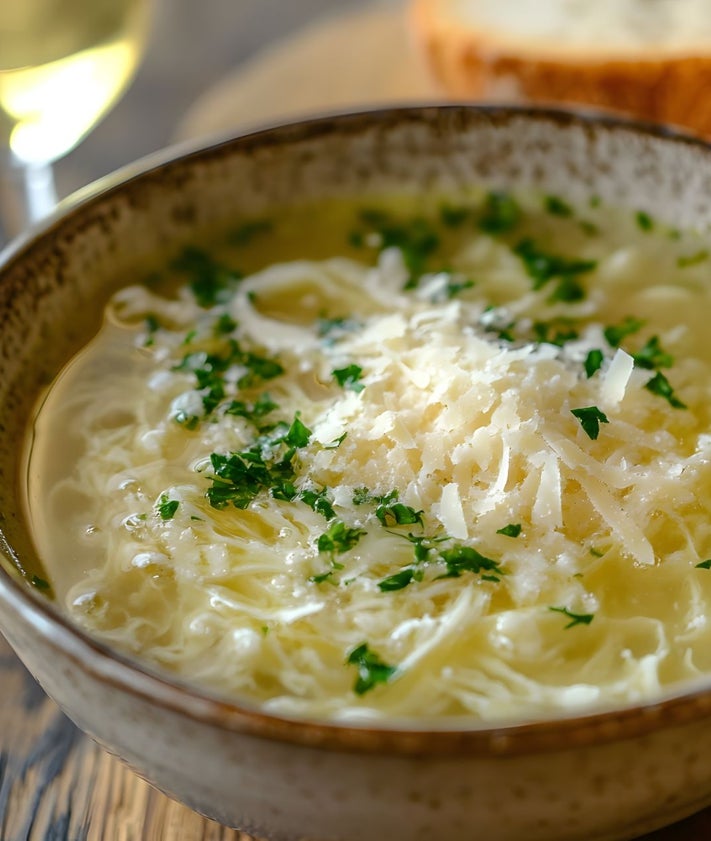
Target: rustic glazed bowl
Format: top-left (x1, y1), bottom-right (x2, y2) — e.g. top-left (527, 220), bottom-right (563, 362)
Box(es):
top-left (3, 106), bottom-right (711, 841)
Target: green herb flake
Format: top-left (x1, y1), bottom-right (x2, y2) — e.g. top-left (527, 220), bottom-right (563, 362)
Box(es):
top-left (300, 487), bottom-right (336, 521)
top-left (214, 313), bottom-right (237, 335)
top-left (513, 238), bottom-right (597, 293)
top-left (157, 495), bottom-right (179, 521)
top-left (30, 575), bottom-right (50, 591)
top-left (532, 321), bottom-right (579, 347)
top-left (376, 500), bottom-right (423, 528)
top-left (636, 211), bottom-right (654, 232)
top-left (352, 486), bottom-right (372, 506)
top-left (317, 315), bottom-right (361, 339)
top-left (143, 314), bottom-right (159, 346)
top-left (171, 246), bottom-right (242, 308)
top-left (549, 606), bottom-right (594, 629)
top-left (225, 393), bottom-right (279, 424)
top-left (378, 568), bottom-right (416, 592)
top-left (571, 406), bottom-right (609, 440)
top-left (644, 372), bottom-right (687, 409)
top-left (346, 643), bottom-right (397, 695)
top-left (603, 316), bottom-right (645, 348)
top-left (696, 559), bottom-right (711, 569)
top-left (478, 191), bottom-right (521, 234)
top-left (236, 352), bottom-right (284, 389)
top-left (584, 349), bottom-right (604, 379)
top-left (544, 195), bottom-right (574, 218)
top-left (175, 411), bottom-right (200, 431)
top-left (332, 364), bottom-right (365, 393)
top-left (442, 277), bottom-right (475, 300)
top-left (438, 545), bottom-right (504, 580)
top-left (284, 414), bottom-right (312, 449)
top-left (439, 204), bottom-right (471, 228)
top-left (310, 570), bottom-right (337, 585)
top-left (632, 336), bottom-right (673, 370)
top-left (548, 274), bottom-right (586, 303)
top-left (324, 432), bottom-right (348, 450)
top-left (496, 523), bottom-right (522, 538)
top-left (207, 451), bottom-right (273, 509)
top-left (230, 218), bottom-right (272, 246)
top-left (353, 210), bottom-right (440, 288)
top-left (317, 521), bottom-right (366, 556)
top-left (677, 250), bottom-right (709, 268)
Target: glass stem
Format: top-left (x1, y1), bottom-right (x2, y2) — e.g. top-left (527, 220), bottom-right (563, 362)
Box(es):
top-left (0, 160), bottom-right (58, 243)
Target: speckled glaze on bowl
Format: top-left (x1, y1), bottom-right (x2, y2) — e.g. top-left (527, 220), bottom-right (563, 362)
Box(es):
top-left (3, 107), bottom-right (711, 841)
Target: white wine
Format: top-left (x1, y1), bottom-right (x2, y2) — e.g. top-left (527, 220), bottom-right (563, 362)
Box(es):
top-left (0, 0), bottom-right (149, 165)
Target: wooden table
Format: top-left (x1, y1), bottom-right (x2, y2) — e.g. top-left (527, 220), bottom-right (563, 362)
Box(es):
top-left (1, 631), bottom-right (711, 840)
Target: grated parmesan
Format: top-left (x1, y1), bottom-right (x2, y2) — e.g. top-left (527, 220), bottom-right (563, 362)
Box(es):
top-left (24, 194), bottom-right (711, 724)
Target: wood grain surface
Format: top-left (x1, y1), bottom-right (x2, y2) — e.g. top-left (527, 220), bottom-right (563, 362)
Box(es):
top-left (0, 629), bottom-right (710, 841)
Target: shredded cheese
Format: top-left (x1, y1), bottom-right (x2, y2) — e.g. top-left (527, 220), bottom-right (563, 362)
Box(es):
top-left (24, 194), bottom-right (711, 724)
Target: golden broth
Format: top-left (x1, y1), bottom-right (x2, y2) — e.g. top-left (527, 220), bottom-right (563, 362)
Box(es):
top-left (23, 191), bottom-right (711, 722)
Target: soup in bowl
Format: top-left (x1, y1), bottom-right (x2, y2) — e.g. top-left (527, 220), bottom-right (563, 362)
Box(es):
top-left (3, 106), bottom-right (711, 840)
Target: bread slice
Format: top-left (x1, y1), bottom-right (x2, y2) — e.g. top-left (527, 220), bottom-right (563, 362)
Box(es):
top-left (409, 0), bottom-right (711, 137)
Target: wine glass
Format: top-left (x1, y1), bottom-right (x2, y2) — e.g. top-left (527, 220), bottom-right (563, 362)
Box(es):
top-left (0, 0), bottom-right (151, 239)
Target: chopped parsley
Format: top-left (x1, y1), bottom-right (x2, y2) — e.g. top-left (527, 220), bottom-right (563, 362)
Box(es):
top-left (157, 495), bottom-right (179, 520)
top-left (548, 274), bottom-right (585, 303)
top-left (677, 250), bottom-right (709, 268)
top-left (143, 314), bottom-right (159, 346)
top-left (332, 364), bottom-right (365, 393)
top-left (571, 406), bottom-right (609, 440)
top-left (636, 211), bottom-right (654, 232)
top-left (644, 371), bottom-right (687, 409)
top-left (351, 209), bottom-right (440, 288)
top-left (300, 487), bottom-right (336, 521)
top-left (584, 349), bottom-right (604, 378)
top-left (214, 313), bottom-right (237, 335)
top-left (230, 218), bottom-right (272, 246)
top-left (544, 195), bottom-right (573, 218)
top-left (30, 575), bottom-right (50, 591)
top-left (632, 336), bottom-right (673, 370)
top-left (496, 523), bottom-right (521, 538)
top-left (284, 414), bottom-right (312, 448)
top-left (206, 414), bottom-right (310, 509)
top-left (603, 316), bottom-right (644, 348)
top-left (438, 545), bottom-right (504, 581)
top-left (352, 488), bottom-right (423, 528)
top-left (317, 521), bottom-right (366, 556)
top-left (549, 606), bottom-right (594, 629)
top-left (478, 191), bottom-right (521, 234)
top-left (513, 238), bottom-right (597, 298)
top-left (696, 560), bottom-right (711, 569)
top-left (207, 450), bottom-right (281, 509)
top-left (346, 643), bottom-right (397, 695)
top-left (310, 570), bottom-right (337, 585)
top-left (378, 567), bottom-right (418, 592)
top-left (174, 341), bottom-right (284, 424)
top-left (531, 321), bottom-right (579, 347)
top-left (225, 393), bottom-right (279, 425)
top-left (439, 204), bottom-right (471, 228)
top-left (440, 275), bottom-right (475, 300)
top-left (171, 246), bottom-right (242, 308)
top-left (317, 316), bottom-right (361, 340)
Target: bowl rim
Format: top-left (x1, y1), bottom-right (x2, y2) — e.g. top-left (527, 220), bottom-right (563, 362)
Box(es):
top-left (4, 103), bottom-right (711, 758)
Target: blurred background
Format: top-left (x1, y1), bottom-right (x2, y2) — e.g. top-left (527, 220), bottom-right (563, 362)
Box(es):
top-left (54, 0), bottom-right (359, 198)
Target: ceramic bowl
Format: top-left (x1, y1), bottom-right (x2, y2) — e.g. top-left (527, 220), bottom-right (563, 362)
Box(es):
top-left (3, 106), bottom-right (711, 841)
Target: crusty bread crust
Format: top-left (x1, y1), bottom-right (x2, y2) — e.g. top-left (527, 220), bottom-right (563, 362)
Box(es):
top-left (410, 0), bottom-right (711, 137)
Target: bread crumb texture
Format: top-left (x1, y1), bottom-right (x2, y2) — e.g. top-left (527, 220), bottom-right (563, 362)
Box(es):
top-left (410, 0), bottom-right (711, 137)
